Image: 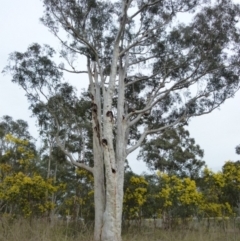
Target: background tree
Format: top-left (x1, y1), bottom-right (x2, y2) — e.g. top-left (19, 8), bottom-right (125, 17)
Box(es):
top-left (141, 173), bottom-right (161, 220)
top-left (0, 116), bottom-right (37, 178)
top-left (32, 88), bottom-right (93, 221)
top-left (235, 145), bottom-right (240, 155)
top-left (57, 167), bottom-right (95, 223)
top-left (0, 116), bottom-right (32, 141)
top-left (138, 127), bottom-right (205, 179)
top-left (4, 0), bottom-right (240, 240)
top-left (0, 116), bottom-right (35, 171)
top-left (199, 167), bottom-right (233, 218)
top-left (222, 161), bottom-right (240, 215)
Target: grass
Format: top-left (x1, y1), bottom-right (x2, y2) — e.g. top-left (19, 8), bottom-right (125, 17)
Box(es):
top-left (0, 217), bottom-right (239, 241)
top-left (123, 227), bottom-right (240, 241)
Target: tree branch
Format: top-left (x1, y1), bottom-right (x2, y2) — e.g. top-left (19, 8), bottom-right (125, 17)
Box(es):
top-left (126, 116), bottom-right (185, 155)
top-left (56, 137), bottom-right (94, 174)
top-left (57, 66), bottom-right (88, 74)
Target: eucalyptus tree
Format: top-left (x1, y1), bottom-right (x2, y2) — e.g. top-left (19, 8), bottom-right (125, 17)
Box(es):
top-left (138, 127), bottom-right (205, 179)
top-left (0, 116), bottom-right (31, 141)
top-left (236, 144), bottom-right (240, 155)
top-left (4, 0), bottom-right (240, 240)
top-left (0, 116), bottom-right (36, 174)
top-left (34, 85), bottom-right (93, 180)
top-left (222, 161), bottom-right (240, 211)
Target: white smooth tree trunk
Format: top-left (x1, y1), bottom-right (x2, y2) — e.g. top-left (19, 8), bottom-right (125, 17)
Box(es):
top-left (90, 41), bottom-right (127, 240)
top-left (93, 138), bottom-right (105, 241)
top-left (90, 67), bottom-right (106, 241)
top-left (93, 113), bottom-right (126, 241)
top-left (88, 3), bottom-right (130, 238)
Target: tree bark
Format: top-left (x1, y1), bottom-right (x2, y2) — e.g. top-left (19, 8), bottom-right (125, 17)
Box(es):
top-left (93, 154), bottom-right (105, 241)
top-left (92, 96), bottom-right (105, 240)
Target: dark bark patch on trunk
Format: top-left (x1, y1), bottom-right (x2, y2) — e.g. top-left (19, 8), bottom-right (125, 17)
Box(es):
top-left (89, 93), bottom-right (94, 101)
top-left (94, 124), bottom-right (101, 144)
top-left (124, 77), bottom-right (130, 83)
top-left (106, 111), bottom-right (114, 122)
top-left (92, 102), bottom-right (101, 144)
top-left (92, 103), bottom-right (98, 113)
top-left (102, 138), bottom-right (108, 146)
top-left (111, 168), bottom-right (116, 173)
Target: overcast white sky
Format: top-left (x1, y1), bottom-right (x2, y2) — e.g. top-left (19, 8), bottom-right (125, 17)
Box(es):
top-left (0, 0), bottom-right (240, 174)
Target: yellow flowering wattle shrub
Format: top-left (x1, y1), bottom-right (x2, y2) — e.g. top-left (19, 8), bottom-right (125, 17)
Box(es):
top-left (0, 134), bottom-right (57, 218)
top-left (0, 171), bottom-right (57, 217)
top-left (123, 175), bottom-right (148, 219)
top-left (157, 173), bottom-right (203, 217)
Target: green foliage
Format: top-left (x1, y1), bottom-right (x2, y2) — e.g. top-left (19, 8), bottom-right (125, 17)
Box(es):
top-left (222, 161), bottom-right (240, 211)
top-left (141, 174), bottom-right (161, 218)
top-left (0, 116), bottom-right (36, 174)
top-left (58, 168), bottom-right (94, 220)
top-left (236, 145), bottom-right (240, 155)
top-left (139, 127), bottom-right (205, 179)
top-left (0, 115), bottom-right (31, 140)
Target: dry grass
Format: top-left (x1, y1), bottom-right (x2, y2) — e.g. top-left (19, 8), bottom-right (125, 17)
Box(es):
top-left (0, 217), bottom-right (92, 241)
top-left (123, 227), bottom-right (240, 241)
top-left (0, 217), bottom-right (239, 241)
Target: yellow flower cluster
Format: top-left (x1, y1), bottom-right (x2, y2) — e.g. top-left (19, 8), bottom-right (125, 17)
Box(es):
top-left (0, 134), bottom-right (58, 218)
top-left (158, 174), bottom-right (203, 209)
top-left (123, 175), bottom-right (148, 218)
